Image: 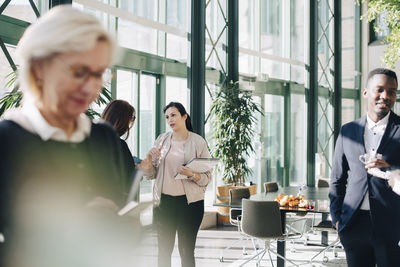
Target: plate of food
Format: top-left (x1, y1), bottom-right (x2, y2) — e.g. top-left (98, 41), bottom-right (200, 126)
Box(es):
top-left (274, 193), bottom-right (313, 209)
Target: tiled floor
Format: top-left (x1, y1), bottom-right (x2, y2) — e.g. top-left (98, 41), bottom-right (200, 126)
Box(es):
top-left (133, 224), bottom-right (347, 267)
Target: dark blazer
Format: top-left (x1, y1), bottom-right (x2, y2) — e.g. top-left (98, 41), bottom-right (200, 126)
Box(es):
top-left (329, 112), bottom-right (400, 242)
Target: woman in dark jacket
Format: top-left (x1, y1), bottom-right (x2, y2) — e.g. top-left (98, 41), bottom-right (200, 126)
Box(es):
top-left (0, 6), bottom-right (137, 267)
top-left (101, 99), bottom-right (137, 189)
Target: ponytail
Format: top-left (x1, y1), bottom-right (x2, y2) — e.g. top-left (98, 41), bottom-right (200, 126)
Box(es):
top-left (185, 114), bottom-right (194, 132)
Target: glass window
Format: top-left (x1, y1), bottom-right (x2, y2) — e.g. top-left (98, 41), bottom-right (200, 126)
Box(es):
top-left (139, 74), bottom-right (156, 158)
top-left (290, 0), bottom-right (305, 84)
top-left (260, 0), bottom-right (282, 56)
top-left (262, 94), bottom-right (284, 186)
top-left (290, 0), bottom-right (304, 62)
top-left (247, 95), bottom-right (262, 186)
top-left (342, 1), bottom-right (356, 89)
top-left (139, 74), bottom-right (157, 199)
top-left (119, 0), bottom-right (158, 21)
top-left (72, 3), bottom-right (117, 34)
top-left (118, 19), bottom-right (158, 54)
top-left (317, 96), bottom-right (334, 178)
top-left (165, 76), bottom-right (188, 107)
top-left (0, 45), bottom-right (17, 96)
top-left (2, 0), bottom-right (40, 23)
top-left (166, 0), bottom-right (187, 31)
top-left (116, 69), bottom-right (139, 154)
top-left (166, 34), bottom-right (187, 62)
top-left (205, 0), bottom-right (227, 72)
top-left (290, 93), bottom-right (307, 185)
top-left (342, 99), bottom-right (356, 125)
top-left (260, 58), bottom-right (283, 80)
top-left (239, 0), bottom-right (255, 50)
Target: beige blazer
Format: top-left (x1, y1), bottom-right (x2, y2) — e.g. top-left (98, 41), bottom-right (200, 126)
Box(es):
top-left (144, 131), bottom-right (211, 206)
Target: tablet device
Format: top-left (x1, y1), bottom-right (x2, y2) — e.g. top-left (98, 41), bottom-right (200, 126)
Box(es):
top-left (175, 158), bottom-right (219, 179)
top-left (118, 168), bottom-right (152, 216)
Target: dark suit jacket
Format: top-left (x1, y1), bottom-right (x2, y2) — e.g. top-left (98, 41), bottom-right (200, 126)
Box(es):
top-left (329, 112), bottom-right (400, 242)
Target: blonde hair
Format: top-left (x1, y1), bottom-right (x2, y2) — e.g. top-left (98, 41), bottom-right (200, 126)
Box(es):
top-left (16, 5), bottom-right (117, 101)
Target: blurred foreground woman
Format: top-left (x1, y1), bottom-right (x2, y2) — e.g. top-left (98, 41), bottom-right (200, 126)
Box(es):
top-left (0, 6), bottom-right (139, 267)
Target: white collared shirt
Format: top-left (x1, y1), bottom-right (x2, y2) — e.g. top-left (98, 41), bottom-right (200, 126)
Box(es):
top-left (3, 102), bottom-right (91, 143)
top-left (360, 112), bottom-right (390, 210)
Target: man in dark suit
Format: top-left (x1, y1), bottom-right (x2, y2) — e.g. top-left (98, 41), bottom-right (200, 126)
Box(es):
top-left (330, 68), bottom-right (400, 267)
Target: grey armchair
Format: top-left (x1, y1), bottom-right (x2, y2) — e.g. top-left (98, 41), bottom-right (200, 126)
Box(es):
top-left (240, 199), bottom-right (299, 267)
top-left (219, 187), bottom-right (251, 262)
top-left (264, 182), bottom-right (279, 193)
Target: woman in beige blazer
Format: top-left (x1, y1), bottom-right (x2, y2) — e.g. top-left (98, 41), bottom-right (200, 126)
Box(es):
top-left (139, 102), bottom-right (211, 267)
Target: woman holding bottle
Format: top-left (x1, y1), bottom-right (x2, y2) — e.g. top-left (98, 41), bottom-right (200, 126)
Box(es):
top-left (139, 102), bottom-right (211, 267)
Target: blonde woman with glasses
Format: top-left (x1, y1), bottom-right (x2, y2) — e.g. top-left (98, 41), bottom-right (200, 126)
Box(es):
top-left (0, 6), bottom-right (138, 267)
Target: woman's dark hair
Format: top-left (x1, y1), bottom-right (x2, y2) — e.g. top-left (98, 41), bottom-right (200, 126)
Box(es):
top-left (101, 99), bottom-right (136, 139)
top-left (163, 102), bottom-right (193, 132)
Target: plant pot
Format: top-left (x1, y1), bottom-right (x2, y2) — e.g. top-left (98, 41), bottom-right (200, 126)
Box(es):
top-left (216, 184), bottom-right (257, 225)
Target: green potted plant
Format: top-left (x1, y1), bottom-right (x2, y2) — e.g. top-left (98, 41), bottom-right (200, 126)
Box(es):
top-left (210, 80), bottom-right (261, 223)
top-left (0, 69), bottom-right (113, 118)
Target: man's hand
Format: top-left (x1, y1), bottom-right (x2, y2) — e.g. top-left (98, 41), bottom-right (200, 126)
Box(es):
top-left (365, 158), bottom-right (390, 169)
top-left (335, 221), bottom-right (339, 230)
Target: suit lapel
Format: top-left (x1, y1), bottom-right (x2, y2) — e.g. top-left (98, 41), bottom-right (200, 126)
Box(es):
top-left (357, 116), bottom-right (367, 155)
top-left (378, 112), bottom-right (400, 153)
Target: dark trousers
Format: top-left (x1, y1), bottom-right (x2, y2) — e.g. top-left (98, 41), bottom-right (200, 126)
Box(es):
top-left (155, 194), bottom-right (204, 267)
top-left (339, 209), bottom-right (400, 267)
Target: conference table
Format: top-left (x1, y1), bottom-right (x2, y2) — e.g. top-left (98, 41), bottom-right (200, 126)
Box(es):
top-left (214, 186), bottom-right (331, 267)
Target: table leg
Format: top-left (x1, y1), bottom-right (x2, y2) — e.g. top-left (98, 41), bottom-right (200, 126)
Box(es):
top-left (321, 213), bottom-right (328, 245)
top-left (277, 212), bottom-right (286, 267)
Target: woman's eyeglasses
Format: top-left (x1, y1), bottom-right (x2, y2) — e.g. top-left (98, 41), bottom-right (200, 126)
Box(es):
top-left (54, 56), bottom-right (112, 86)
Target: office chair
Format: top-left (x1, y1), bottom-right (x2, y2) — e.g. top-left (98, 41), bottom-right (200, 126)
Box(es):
top-left (316, 178), bottom-right (330, 188)
top-left (308, 178), bottom-right (342, 264)
top-left (264, 182), bottom-right (279, 193)
top-left (220, 187), bottom-right (251, 262)
top-left (309, 223), bottom-right (341, 264)
top-left (240, 199), bottom-right (300, 267)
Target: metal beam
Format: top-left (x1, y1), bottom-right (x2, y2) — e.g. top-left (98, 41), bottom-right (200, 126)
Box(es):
top-left (227, 0), bottom-right (238, 82)
top-left (0, 15), bottom-right (30, 46)
top-left (28, 0), bottom-right (41, 17)
top-left (0, 36), bottom-right (16, 71)
top-left (307, 0), bottom-right (318, 187)
top-left (49, 0), bottom-right (72, 8)
top-left (334, 0), bottom-right (342, 143)
top-left (189, 0), bottom-right (205, 137)
top-left (0, 0), bottom-right (11, 15)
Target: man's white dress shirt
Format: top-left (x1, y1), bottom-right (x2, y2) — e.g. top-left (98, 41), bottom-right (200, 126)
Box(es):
top-left (360, 112), bottom-right (390, 210)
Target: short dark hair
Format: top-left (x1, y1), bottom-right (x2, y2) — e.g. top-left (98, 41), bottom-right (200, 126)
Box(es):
top-left (366, 68), bottom-right (398, 88)
top-left (163, 102), bottom-right (194, 132)
top-left (101, 100), bottom-right (136, 139)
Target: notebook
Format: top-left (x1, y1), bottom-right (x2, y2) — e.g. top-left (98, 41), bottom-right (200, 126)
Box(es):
top-left (174, 158), bottom-right (219, 180)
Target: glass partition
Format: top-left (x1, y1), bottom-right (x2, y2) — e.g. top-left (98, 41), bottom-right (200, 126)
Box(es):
top-left (262, 94), bottom-right (284, 185)
top-left (290, 93), bottom-right (307, 185)
top-left (116, 69), bottom-right (139, 153)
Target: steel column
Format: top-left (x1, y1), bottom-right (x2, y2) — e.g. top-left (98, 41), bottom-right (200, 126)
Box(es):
top-left (227, 0), bottom-right (238, 83)
top-left (334, 0), bottom-right (342, 143)
top-left (307, 0), bottom-right (318, 187)
top-left (283, 83), bottom-right (291, 187)
top-left (189, 0), bottom-right (205, 137)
